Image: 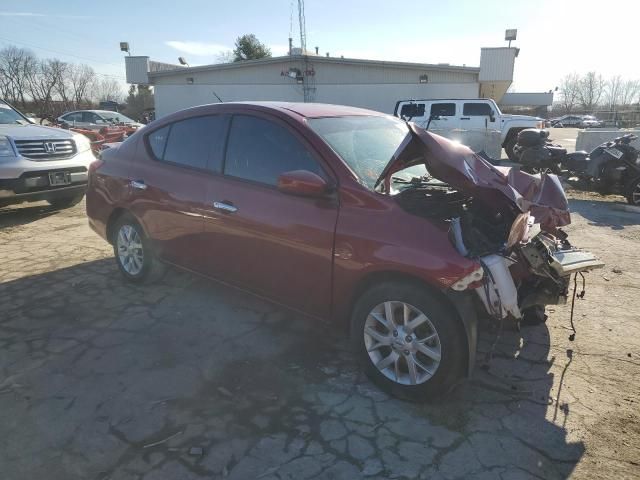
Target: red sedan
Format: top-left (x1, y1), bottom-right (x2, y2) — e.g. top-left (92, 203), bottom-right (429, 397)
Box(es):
top-left (86, 102), bottom-right (602, 400)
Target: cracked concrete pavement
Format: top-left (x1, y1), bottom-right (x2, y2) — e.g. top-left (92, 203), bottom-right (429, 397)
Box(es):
top-left (0, 195), bottom-right (639, 480)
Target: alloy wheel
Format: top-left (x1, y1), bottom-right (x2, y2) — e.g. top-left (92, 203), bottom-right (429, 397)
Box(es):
top-left (633, 183), bottom-right (640, 205)
top-left (116, 224), bottom-right (144, 276)
top-left (363, 301), bottom-right (442, 385)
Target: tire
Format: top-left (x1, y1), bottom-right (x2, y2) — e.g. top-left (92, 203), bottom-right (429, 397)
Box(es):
top-left (112, 214), bottom-right (165, 283)
top-left (504, 135), bottom-right (519, 162)
top-left (625, 177), bottom-right (640, 206)
top-left (350, 281), bottom-right (466, 401)
top-left (47, 193), bottom-right (84, 209)
top-left (521, 305), bottom-right (548, 326)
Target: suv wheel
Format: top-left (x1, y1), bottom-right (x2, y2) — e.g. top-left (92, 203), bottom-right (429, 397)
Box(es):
top-left (112, 215), bottom-right (165, 283)
top-left (350, 282), bottom-right (465, 401)
top-left (504, 135), bottom-right (519, 162)
top-left (47, 193), bottom-right (84, 209)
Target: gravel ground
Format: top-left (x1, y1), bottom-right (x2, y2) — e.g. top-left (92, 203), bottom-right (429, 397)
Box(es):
top-left (0, 194), bottom-right (638, 480)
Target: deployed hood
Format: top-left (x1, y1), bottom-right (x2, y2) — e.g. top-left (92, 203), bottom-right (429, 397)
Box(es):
top-left (379, 123), bottom-right (570, 229)
top-left (0, 123), bottom-right (75, 140)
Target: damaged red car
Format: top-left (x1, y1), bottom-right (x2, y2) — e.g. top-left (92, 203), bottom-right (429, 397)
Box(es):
top-left (86, 102), bottom-right (603, 400)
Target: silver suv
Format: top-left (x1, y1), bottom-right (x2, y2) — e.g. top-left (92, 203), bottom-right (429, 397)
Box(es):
top-left (0, 100), bottom-right (95, 209)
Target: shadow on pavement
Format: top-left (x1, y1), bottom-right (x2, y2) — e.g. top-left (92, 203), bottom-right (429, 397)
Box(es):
top-left (569, 198), bottom-right (640, 230)
top-left (0, 202), bottom-right (61, 229)
top-left (0, 258), bottom-right (584, 479)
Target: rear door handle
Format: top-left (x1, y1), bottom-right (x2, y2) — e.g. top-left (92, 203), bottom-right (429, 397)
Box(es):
top-left (213, 201), bottom-right (237, 213)
top-left (130, 180), bottom-right (147, 190)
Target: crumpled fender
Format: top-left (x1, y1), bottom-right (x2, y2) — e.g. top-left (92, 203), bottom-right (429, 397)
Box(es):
top-left (381, 124), bottom-right (571, 230)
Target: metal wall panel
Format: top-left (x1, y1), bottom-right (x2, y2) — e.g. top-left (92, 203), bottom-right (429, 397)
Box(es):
top-left (478, 48), bottom-right (516, 82)
top-left (125, 56), bottom-right (150, 85)
top-left (151, 60), bottom-right (479, 86)
top-left (154, 82), bottom-right (480, 118)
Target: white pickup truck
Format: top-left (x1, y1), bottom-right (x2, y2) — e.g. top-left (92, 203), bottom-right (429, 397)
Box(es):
top-left (394, 98), bottom-right (544, 160)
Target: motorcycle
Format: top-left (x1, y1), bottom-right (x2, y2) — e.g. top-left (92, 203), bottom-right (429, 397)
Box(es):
top-left (514, 129), bottom-right (640, 205)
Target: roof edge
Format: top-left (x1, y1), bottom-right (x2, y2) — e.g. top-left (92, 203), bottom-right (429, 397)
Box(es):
top-left (148, 55), bottom-right (480, 78)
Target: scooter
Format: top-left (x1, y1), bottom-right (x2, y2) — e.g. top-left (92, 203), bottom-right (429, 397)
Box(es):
top-left (514, 129), bottom-right (640, 205)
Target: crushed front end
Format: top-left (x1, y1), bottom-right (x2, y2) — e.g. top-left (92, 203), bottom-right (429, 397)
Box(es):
top-left (386, 125), bottom-right (604, 326)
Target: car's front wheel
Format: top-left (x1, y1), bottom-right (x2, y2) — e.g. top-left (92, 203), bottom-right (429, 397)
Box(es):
top-left (350, 282), bottom-right (465, 401)
top-left (112, 215), bottom-right (164, 283)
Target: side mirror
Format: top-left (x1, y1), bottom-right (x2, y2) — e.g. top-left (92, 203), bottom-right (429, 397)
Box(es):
top-left (489, 110), bottom-right (496, 122)
top-left (430, 114), bottom-right (441, 121)
top-left (277, 170), bottom-right (330, 197)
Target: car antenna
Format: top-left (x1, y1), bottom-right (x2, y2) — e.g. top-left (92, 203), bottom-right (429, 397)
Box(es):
top-left (212, 91), bottom-right (223, 103)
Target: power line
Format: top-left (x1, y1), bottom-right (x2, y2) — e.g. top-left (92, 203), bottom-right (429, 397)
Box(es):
top-left (0, 36), bottom-right (126, 80)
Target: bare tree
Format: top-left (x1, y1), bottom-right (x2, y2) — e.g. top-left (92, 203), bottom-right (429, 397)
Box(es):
top-left (68, 63), bottom-right (96, 108)
top-left (0, 46), bottom-right (37, 107)
top-left (559, 73), bottom-right (580, 113)
top-left (619, 79), bottom-right (640, 107)
top-left (216, 50), bottom-right (235, 64)
top-left (577, 71), bottom-right (605, 111)
top-left (92, 77), bottom-right (124, 103)
top-left (26, 59), bottom-right (70, 116)
top-left (604, 75), bottom-right (623, 110)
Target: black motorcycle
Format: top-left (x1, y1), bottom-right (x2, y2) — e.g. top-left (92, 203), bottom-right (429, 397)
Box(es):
top-left (514, 129), bottom-right (640, 205)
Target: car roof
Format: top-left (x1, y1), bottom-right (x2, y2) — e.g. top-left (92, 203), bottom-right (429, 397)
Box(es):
top-left (62, 110), bottom-right (123, 115)
top-left (195, 101), bottom-right (386, 119)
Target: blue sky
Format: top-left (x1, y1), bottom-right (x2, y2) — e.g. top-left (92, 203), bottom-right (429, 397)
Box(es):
top-left (1, 0), bottom-right (638, 93)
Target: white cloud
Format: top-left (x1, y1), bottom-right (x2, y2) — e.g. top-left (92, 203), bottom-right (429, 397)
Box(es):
top-left (165, 41), bottom-right (231, 57)
top-left (269, 44), bottom-right (290, 56)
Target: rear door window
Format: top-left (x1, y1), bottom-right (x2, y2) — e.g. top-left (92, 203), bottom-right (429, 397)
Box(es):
top-left (224, 115), bottom-right (323, 186)
top-left (148, 115), bottom-right (228, 171)
top-left (462, 103), bottom-right (493, 116)
top-left (148, 125), bottom-right (170, 159)
top-left (63, 112), bottom-right (82, 122)
top-left (430, 103), bottom-right (456, 117)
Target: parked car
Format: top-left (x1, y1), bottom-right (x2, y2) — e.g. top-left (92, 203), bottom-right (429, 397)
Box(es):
top-left (86, 102), bottom-right (602, 400)
top-left (394, 98), bottom-right (544, 161)
top-left (550, 115), bottom-right (601, 128)
top-left (581, 115), bottom-right (603, 128)
top-left (57, 110), bottom-right (144, 131)
top-left (0, 99), bottom-right (94, 209)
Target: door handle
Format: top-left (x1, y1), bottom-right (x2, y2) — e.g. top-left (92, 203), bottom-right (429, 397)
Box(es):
top-left (460, 117), bottom-right (470, 120)
top-left (130, 180), bottom-right (147, 190)
top-left (213, 201), bottom-right (237, 213)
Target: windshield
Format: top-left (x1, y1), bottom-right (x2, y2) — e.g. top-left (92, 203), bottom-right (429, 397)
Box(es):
top-left (0, 101), bottom-right (29, 125)
top-left (98, 111), bottom-right (136, 123)
top-left (308, 115), bottom-right (427, 189)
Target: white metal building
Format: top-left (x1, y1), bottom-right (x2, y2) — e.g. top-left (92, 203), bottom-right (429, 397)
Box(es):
top-left (125, 47), bottom-right (520, 118)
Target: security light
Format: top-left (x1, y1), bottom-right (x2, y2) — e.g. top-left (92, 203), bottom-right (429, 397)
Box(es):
top-left (178, 57), bottom-right (189, 66)
top-left (505, 29), bottom-right (517, 47)
top-left (119, 42), bottom-right (130, 55)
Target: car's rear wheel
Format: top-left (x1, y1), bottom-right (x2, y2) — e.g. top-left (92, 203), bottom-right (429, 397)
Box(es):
top-left (47, 193), bottom-right (84, 209)
top-left (350, 282), bottom-right (465, 401)
top-left (112, 214), bottom-right (164, 283)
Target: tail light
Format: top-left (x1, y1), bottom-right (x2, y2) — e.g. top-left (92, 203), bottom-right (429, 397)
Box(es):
top-left (451, 266), bottom-right (484, 291)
